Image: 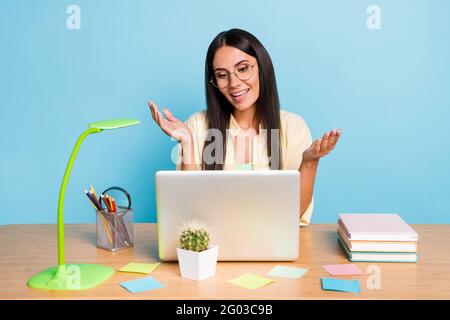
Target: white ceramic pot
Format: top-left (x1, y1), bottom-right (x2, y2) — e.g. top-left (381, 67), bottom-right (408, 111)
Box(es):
top-left (176, 245), bottom-right (219, 281)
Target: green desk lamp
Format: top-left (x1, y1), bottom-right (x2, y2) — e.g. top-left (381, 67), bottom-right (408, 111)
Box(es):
top-left (27, 119), bottom-right (140, 290)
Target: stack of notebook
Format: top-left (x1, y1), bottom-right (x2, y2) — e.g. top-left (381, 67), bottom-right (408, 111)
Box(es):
top-left (337, 213), bottom-right (419, 263)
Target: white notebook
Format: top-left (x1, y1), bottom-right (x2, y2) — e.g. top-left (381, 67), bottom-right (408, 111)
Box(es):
top-left (338, 236), bottom-right (418, 263)
top-left (338, 213), bottom-right (419, 242)
top-left (337, 229), bottom-right (417, 252)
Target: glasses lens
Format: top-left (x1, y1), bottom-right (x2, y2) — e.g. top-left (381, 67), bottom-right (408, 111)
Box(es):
top-left (236, 64), bottom-right (253, 81)
top-left (213, 64), bottom-right (254, 88)
top-left (214, 71), bottom-right (229, 88)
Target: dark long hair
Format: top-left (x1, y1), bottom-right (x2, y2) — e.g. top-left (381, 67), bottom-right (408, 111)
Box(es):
top-left (203, 28), bottom-right (282, 170)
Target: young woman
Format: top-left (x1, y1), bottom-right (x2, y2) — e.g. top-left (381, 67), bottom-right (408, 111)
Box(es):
top-left (148, 28), bottom-right (341, 226)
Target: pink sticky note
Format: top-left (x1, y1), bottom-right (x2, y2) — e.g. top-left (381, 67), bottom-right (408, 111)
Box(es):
top-left (323, 264), bottom-right (364, 276)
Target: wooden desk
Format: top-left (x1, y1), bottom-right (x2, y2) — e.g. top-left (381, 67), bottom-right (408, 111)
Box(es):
top-left (1, 224), bottom-right (449, 300)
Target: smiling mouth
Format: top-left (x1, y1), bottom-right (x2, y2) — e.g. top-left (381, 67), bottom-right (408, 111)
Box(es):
top-left (230, 88), bottom-right (250, 102)
top-left (230, 89), bottom-right (250, 97)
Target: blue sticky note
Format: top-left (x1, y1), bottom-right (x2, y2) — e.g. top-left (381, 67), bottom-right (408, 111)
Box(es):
top-left (321, 277), bottom-right (360, 293)
top-left (120, 276), bottom-right (164, 293)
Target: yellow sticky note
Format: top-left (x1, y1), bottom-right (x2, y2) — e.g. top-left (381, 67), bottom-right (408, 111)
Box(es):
top-left (119, 262), bottom-right (160, 274)
top-left (228, 273), bottom-right (274, 290)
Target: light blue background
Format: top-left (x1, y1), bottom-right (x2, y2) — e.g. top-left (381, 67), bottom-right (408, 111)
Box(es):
top-left (1, 0), bottom-right (449, 225)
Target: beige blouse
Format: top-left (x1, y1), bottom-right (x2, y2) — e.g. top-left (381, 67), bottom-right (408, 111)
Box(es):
top-left (175, 109), bottom-right (314, 226)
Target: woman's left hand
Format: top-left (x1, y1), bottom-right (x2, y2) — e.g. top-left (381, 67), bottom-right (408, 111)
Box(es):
top-left (302, 129), bottom-right (342, 164)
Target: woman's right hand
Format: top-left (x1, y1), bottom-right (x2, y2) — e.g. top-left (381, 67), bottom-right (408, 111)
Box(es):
top-left (148, 100), bottom-right (193, 144)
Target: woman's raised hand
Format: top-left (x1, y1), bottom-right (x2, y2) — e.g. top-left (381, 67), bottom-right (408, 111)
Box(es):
top-left (148, 100), bottom-right (193, 144)
top-left (302, 129), bottom-right (342, 163)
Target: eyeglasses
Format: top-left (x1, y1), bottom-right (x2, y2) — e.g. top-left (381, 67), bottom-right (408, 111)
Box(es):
top-left (210, 63), bottom-right (257, 89)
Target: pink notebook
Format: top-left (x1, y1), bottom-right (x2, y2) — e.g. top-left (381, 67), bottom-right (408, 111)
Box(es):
top-left (338, 213), bottom-right (419, 241)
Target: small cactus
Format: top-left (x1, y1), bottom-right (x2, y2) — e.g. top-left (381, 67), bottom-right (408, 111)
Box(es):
top-left (179, 220), bottom-right (210, 252)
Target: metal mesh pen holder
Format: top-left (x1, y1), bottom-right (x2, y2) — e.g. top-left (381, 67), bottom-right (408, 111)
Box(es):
top-left (96, 206), bottom-right (134, 251)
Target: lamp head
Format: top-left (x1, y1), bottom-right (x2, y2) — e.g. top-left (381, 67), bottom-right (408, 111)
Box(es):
top-left (88, 119), bottom-right (140, 131)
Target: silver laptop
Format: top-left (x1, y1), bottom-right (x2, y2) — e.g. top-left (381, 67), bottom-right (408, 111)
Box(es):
top-left (155, 170), bottom-right (300, 261)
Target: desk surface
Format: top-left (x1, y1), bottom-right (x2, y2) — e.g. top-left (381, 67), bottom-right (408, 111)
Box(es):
top-left (1, 223), bottom-right (449, 300)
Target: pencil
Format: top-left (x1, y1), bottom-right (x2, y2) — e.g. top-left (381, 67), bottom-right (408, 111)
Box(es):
top-left (90, 185), bottom-right (97, 197)
top-left (99, 212), bottom-right (113, 245)
top-left (89, 185), bottom-right (102, 209)
top-left (85, 190), bottom-right (113, 245)
top-left (101, 194), bottom-right (112, 212)
top-left (84, 189), bottom-right (99, 209)
top-left (111, 197), bottom-right (117, 213)
top-left (102, 194), bottom-right (117, 247)
top-left (108, 195), bottom-right (114, 213)
top-left (84, 189), bottom-right (101, 210)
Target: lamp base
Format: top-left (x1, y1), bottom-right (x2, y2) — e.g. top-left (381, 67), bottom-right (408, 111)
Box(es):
top-left (27, 264), bottom-right (114, 290)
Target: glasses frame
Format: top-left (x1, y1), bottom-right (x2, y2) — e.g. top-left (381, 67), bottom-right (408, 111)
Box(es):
top-left (209, 63), bottom-right (257, 89)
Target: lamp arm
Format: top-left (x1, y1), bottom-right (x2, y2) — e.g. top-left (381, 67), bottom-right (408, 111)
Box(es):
top-left (57, 127), bottom-right (102, 265)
